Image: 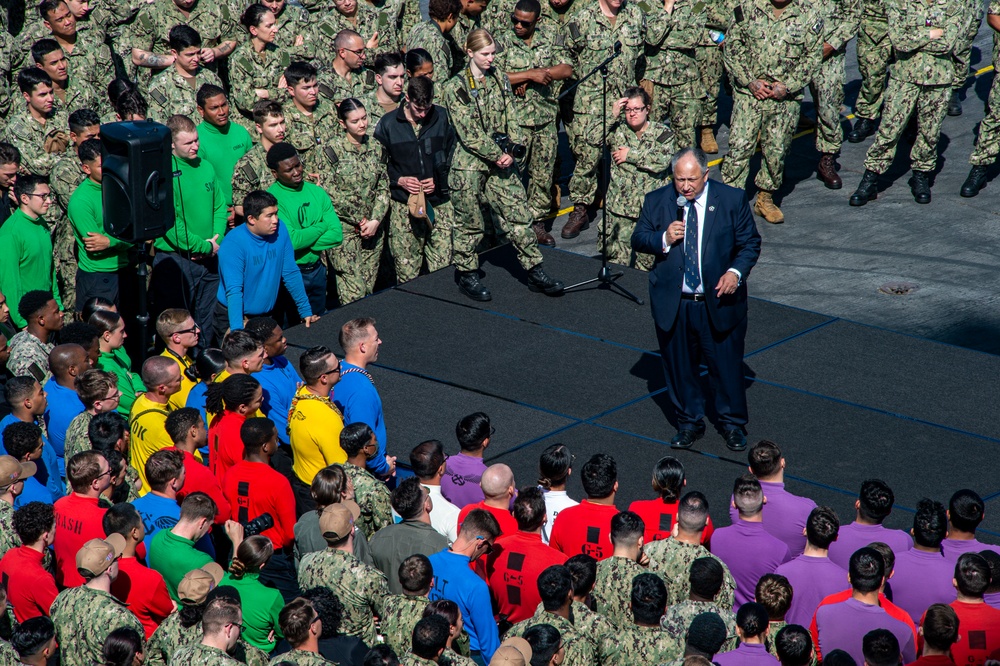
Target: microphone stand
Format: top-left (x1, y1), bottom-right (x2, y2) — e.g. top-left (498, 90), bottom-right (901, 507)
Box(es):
top-left (558, 43), bottom-right (643, 305)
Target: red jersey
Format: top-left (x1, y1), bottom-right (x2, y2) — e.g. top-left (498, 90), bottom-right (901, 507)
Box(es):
top-left (487, 532), bottom-right (568, 624)
top-left (628, 499), bottom-right (714, 545)
top-left (54, 493), bottom-right (108, 587)
top-left (948, 601), bottom-right (1000, 666)
top-left (458, 501), bottom-right (519, 536)
top-left (908, 656), bottom-right (956, 666)
top-left (111, 556), bottom-right (176, 638)
top-left (169, 447), bottom-right (231, 525)
top-left (549, 500), bottom-right (619, 560)
top-left (223, 460), bottom-right (296, 549)
top-left (209, 411), bottom-right (247, 483)
top-left (810, 589), bottom-right (917, 660)
top-left (0, 546), bottom-right (58, 621)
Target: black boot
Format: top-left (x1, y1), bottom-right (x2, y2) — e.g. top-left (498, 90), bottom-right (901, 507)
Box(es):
top-left (948, 91), bottom-right (963, 117)
top-left (527, 264), bottom-right (564, 295)
top-left (849, 170), bottom-right (879, 206)
top-left (457, 271), bottom-right (492, 301)
top-left (961, 165), bottom-right (989, 197)
top-left (847, 117), bottom-right (876, 143)
top-left (908, 170), bottom-right (931, 204)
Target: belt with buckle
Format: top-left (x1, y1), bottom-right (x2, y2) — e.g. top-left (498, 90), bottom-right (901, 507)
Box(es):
top-left (681, 292), bottom-right (706, 301)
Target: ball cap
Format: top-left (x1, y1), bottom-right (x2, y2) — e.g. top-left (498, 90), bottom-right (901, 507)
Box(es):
top-left (76, 533), bottom-right (126, 577)
top-left (177, 562), bottom-right (226, 604)
top-left (0, 455), bottom-right (36, 491)
top-left (489, 637), bottom-right (533, 666)
top-left (319, 503), bottom-right (358, 541)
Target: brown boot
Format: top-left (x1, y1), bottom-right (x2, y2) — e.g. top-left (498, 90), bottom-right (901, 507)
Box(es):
top-left (532, 221), bottom-right (556, 246)
top-left (817, 154), bottom-right (843, 190)
top-left (561, 203), bottom-right (590, 239)
top-left (753, 191), bottom-right (784, 224)
top-left (700, 126), bottom-right (718, 154)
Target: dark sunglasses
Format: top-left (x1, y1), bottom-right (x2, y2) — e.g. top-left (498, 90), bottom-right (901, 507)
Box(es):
top-left (510, 14), bottom-right (535, 26)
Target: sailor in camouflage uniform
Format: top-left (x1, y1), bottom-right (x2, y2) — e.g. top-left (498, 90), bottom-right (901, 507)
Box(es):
top-left (232, 101), bottom-right (285, 217)
top-left (407, 0), bottom-right (464, 79)
top-left (228, 6), bottom-right (292, 132)
top-left (281, 61), bottom-right (340, 183)
top-left (846, 0), bottom-right (891, 142)
top-left (127, 0), bottom-right (238, 82)
top-left (601, 574), bottom-right (683, 666)
top-left (342, 427), bottom-right (393, 538)
top-left (30, 39), bottom-right (107, 119)
top-left (0, 456), bottom-right (33, 560)
top-left (659, 558), bottom-right (739, 653)
top-left (960, 0), bottom-right (1000, 196)
top-left (316, 30), bottom-right (378, 109)
top-left (146, 26), bottom-right (226, 120)
top-left (311, 0), bottom-right (401, 58)
top-left (1, 68), bottom-right (69, 177)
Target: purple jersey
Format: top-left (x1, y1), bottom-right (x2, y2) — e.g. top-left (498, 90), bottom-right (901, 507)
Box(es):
top-left (440, 454), bottom-right (487, 509)
top-left (712, 520), bottom-right (792, 610)
top-left (815, 597), bottom-right (917, 665)
top-left (774, 555), bottom-right (848, 626)
top-left (941, 538), bottom-right (1000, 564)
top-left (715, 643), bottom-right (779, 666)
top-left (827, 522), bottom-right (913, 570)
top-left (729, 481), bottom-right (817, 557)
top-left (891, 548), bottom-right (957, 623)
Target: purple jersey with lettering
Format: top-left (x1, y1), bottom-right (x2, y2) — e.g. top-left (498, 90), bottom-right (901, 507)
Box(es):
top-left (440, 453), bottom-right (487, 509)
top-left (774, 555), bottom-right (848, 626)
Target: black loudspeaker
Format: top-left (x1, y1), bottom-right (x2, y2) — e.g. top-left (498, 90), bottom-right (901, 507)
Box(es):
top-left (101, 121), bottom-right (174, 243)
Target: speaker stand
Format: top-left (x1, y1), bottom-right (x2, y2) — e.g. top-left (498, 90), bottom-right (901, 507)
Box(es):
top-left (135, 242), bottom-right (151, 362)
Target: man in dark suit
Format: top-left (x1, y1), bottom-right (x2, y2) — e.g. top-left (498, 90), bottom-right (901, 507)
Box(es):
top-left (631, 147), bottom-right (762, 452)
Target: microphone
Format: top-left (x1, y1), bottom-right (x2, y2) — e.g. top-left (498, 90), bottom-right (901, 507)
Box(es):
top-left (676, 195), bottom-right (687, 223)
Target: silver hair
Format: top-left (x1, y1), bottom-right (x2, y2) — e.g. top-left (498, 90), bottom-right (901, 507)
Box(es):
top-left (671, 147), bottom-right (709, 175)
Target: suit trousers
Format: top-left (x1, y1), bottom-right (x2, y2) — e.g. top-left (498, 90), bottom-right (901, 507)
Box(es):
top-left (656, 299), bottom-right (748, 431)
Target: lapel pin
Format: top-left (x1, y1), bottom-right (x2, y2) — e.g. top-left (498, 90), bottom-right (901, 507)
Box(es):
top-left (709, 205), bottom-right (715, 212)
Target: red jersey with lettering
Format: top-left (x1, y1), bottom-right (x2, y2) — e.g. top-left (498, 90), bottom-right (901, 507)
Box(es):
top-left (948, 601), bottom-right (1000, 666)
top-left (549, 500), bottom-right (619, 560)
top-left (487, 532), bottom-right (568, 624)
top-left (628, 498), bottom-right (714, 545)
top-left (222, 460), bottom-right (296, 549)
top-left (53, 493), bottom-right (108, 587)
top-left (457, 501), bottom-right (518, 536)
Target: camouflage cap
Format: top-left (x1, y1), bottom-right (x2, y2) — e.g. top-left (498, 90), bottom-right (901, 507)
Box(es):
top-left (177, 562), bottom-right (226, 604)
top-left (0, 455), bottom-right (36, 491)
top-left (76, 533), bottom-right (126, 577)
top-left (319, 503), bottom-right (355, 541)
top-left (489, 637), bottom-right (533, 666)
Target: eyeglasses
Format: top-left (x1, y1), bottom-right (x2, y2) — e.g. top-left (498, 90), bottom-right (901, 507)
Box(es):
top-left (340, 46), bottom-right (365, 56)
top-left (175, 325), bottom-right (200, 335)
top-left (510, 14), bottom-right (534, 26)
top-left (25, 192), bottom-right (53, 200)
top-left (100, 391), bottom-right (122, 402)
top-left (228, 622), bottom-right (245, 632)
top-left (324, 365), bottom-right (341, 376)
top-left (311, 615), bottom-right (322, 625)
top-left (96, 469), bottom-right (112, 479)
top-left (624, 106), bottom-right (648, 114)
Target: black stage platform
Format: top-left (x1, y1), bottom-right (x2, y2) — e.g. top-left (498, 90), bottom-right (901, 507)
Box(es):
top-left (283, 246), bottom-right (1000, 541)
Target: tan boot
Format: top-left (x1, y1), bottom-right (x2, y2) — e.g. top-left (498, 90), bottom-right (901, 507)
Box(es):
top-left (700, 126), bottom-right (718, 154)
top-left (753, 191), bottom-right (784, 224)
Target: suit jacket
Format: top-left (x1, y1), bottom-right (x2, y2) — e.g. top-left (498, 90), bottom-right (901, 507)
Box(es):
top-left (631, 179), bottom-right (762, 333)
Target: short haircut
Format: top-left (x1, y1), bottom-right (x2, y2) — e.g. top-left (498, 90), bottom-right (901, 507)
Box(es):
top-left (145, 449), bottom-right (184, 491)
top-left (18, 67), bottom-right (52, 94)
top-left (341, 422), bottom-right (375, 458)
top-left (736, 602), bottom-right (769, 639)
top-left (538, 443), bottom-right (572, 489)
top-left (241, 418), bottom-right (276, 455)
top-left (0, 142), bottom-right (21, 167)
top-left (68, 108), bottom-right (100, 134)
top-left (167, 114), bottom-right (197, 136)
top-left (981, 550), bottom-right (1000, 594)
top-left (411, 615), bottom-right (450, 660)
top-left (775, 625), bottom-right (813, 666)
top-left (165, 407), bottom-right (203, 444)
top-left (179, 491), bottom-right (217, 522)
top-left (651, 456), bottom-right (685, 501)
top-left (253, 99), bottom-right (283, 125)
top-left (168, 23), bottom-right (202, 51)
top-left (733, 474), bottom-right (764, 516)
top-left (858, 479), bottom-right (894, 523)
top-left (141, 355), bottom-right (177, 387)
top-left (689, 557), bottom-right (724, 599)
top-left (748, 440), bottom-right (782, 477)
top-left (912, 498), bottom-right (948, 548)
top-left (12, 501), bottom-right (55, 544)
top-left (89, 411), bottom-right (128, 453)
top-left (300, 586), bottom-right (344, 639)
top-left (243, 190), bottom-right (278, 220)
top-left (581, 453), bottom-right (617, 499)
top-left (60, 322), bottom-right (100, 351)
top-left (299, 345), bottom-right (335, 384)
top-left (279, 598), bottom-right (316, 648)
top-left (155, 308), bottom-right (193, 340)
top-left (422, 599), bottom-right (459, 627)
top-left (428, 0), bottom-right (461, 21)
top-left (202, 597), bottom-right (242, 634)
top-left (406, 75), bottom-right (433, 107)
top-left (399, 554), bottom-right (433, 593)
top-left (610, 510), bottom-right (645, 546)
top-left (102, 502), bottom-right (143, 537)
top-left (244, 316), bottom-right (279, 346)
top-left (806, 506), bottom-right (840, 549)
top-left (284, 61), bottom-right (318, 88)
top-left (11, 616), bottom-right (55, 659)
top-left (849, 547), bottom-right (885, 593)
top-left (623, 85), bottom-right (651, 109)
top-left (513, 0), bottom-right (541, 13)
top-left (18, 289), bottom-right (54, 323)
top-left (3, 421), bottom-right (42, 460)
top-left (824, 651), bottom-right (858, 666)
top-left (266, 141), bottom-right (298, 170)
top-left (4, 376), bottom-right (38, 406)
top-left (565, 554), bottom-right (597, 597)
top-left (755, 574), bottom-right (792, 620)
top-left (862, 629), bottom-right (901, 666)
top-left (222, 330), bottom-right (263, 364)
top-left (78, 138), bottom-right (101, 163)
top-left (67, 451), bottom-right (106, 492)
top-left (949, 489), bottom-right (986, 533)
top-left (31, 38), bottom-right (61, 64)
top-left (458, 508), bottom-right (501, 541)
top-left (390, 476), bottom-right (427, 520)
top-left (631, 573), bottom-right (667, 625)
top-left (513, 486), bottom-right (546, 532)
top-left (677, 491), bottom-right (710, 533)
top-left (339, 317), bottom-right (376, 352)
top-left (868, 542), bottom-right (895, 577)
top-left (955, 552), bottom-right (991, 597)
top-left (921, 604), bottom-right (960, 651)
top-left (524, 624), bottom-right (561, 666)
top-left (334, 28), bottom-right (362, 50)
top-left (455, 412), bottom-right (490, 451)
top-left (537, 565), bottom-right (573, 610)
top-left (373, 51), bottom-right (404, 75)
top-left (410, 439), bottom-right (445, 480)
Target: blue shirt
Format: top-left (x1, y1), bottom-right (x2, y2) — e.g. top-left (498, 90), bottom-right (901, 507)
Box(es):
top-left (334, 362), bottom-right (389, 476)
top-left (256, 356), bottom-right (301, 446)
top-left (0, 414), bottom-right (65, 502)
top-left (14, 474), bottom-right (56, 507)
top-left (217, 222), bottom-right (311, 331)
top-left (42, 378), bottom-right (85, 475)
top-left (131, 492), bottom-right (214, 558)
top-left (185, 382), bottom-right (211, 461)
top-left (428, 550), bottom-right (499, 661)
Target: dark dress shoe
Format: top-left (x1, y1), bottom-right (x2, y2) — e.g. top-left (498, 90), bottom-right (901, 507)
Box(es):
top-left (847, 117), bottom-right (876, 143)
top-left (527, 265), bottom-right (564, 295)
top-left (725, 429), bottom-right (748, 452)
top-left (457, 271), bottom-right (491, 302)
top-left (670, 429), bottom-right (704, 449)
top-left (961, 165), bottom-right (989, 197)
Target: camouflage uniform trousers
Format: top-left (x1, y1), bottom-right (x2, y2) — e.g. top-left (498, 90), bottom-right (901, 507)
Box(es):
top-left (862, 79), bottom-right (951, 173)
top-left (521, 121), bottom-right (559, 221)
top-left (600, 211), bottom-right (654, 271)
top-left (854, 18), bottom-right (892, 120)
top-left (953, 0), bottom-right (983, 90)
top-left (970, 71), bottom-right (1000, 164)
top-left (52, 220), bottom-right (77, 315)
top-left (811, 51), bottom-right (848, 154)
top-left (721, 89), bottom-right (801, 192)
top-left (651, 80), bottom-right (703, 150)
top-left (388, 198), bottom-right (454, 283)
top-left (564, 110), bottom-right (603, 206)
top-left (327, 222), bottom-right (385, 305)
top-left (695, 44), bottom-right (725, 127)
top-left (450, 167), bottom-right (542, 273)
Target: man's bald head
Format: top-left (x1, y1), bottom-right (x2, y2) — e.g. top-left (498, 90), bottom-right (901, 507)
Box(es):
top-left (49, 343), bottom-right (88, 379)
top-left (481, 464), bottom-right (514, 500)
